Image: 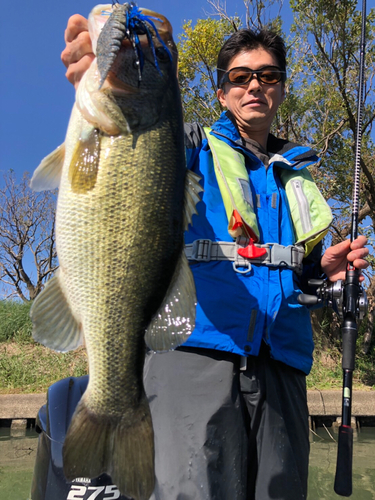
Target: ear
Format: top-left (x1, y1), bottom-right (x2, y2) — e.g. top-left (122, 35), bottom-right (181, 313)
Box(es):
top-left (217, 88), bottom-right (227, 108)
top-left (280, 83), bottom-right (286, 103)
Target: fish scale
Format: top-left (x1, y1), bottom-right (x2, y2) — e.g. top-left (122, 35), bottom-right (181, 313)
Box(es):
top-left (56, 124), bottom-right (185, 411)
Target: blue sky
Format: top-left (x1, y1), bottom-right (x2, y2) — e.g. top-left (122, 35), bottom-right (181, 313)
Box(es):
top-left (0, 0), bottom-right (293, 182)
top-left (0, 1), bottom-right (240, 181)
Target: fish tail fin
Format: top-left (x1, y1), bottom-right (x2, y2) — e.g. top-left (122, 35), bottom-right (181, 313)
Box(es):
top-left (63, 393), bottom-right (155, 500)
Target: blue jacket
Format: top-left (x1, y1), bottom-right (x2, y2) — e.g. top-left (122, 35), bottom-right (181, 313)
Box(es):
top-left (183, 111), bottom-right (323, 375)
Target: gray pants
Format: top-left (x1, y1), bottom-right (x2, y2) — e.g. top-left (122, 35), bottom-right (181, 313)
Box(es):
top-left (143, 345), bottom-right (309, 500)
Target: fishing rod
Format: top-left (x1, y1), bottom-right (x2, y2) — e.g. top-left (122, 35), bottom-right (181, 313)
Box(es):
top-left (298, 0), bottom-right (368, 495)
top-left (333, 0), bottom-right (368, 495)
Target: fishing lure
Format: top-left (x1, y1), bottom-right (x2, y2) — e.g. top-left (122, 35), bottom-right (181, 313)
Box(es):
top-left (97, 2), bottom-right (172, 88)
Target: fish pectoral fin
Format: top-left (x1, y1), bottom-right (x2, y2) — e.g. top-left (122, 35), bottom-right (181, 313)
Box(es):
top-left (30, 272), bottom-right (83, 352)
top-left (183, 169), bottom-right (203, 231)
top-left (69, 127), bottom-right (100, 194)
top-left (145, 251), bottom-right (196, 352)
top-left (30, 143), bottom-right (65, 191)
top-left (63, 393), bottom-right (154, 500)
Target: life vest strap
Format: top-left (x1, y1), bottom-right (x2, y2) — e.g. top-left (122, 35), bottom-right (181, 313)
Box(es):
top-left (185, 239), bottom-right (305, 275)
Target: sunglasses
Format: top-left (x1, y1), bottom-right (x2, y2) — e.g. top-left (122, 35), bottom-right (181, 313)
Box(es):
top-left (219, 66), bottom-right (286, 87)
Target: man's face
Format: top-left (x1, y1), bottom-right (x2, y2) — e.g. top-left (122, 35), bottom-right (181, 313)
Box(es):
top-left (217, 47), bottom-right (285, 141)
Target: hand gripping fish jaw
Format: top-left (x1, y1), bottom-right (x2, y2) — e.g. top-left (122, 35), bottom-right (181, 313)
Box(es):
top-left (97, 2), bottom-right (173, 88)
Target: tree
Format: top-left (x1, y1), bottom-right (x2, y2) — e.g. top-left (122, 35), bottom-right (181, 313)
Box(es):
top-left (286, 0), bottom-right (375, 345)
top-left (287, 0), bottom-right (375, 237)
top-left (178, 16), bottom-right (234, 125)
top-left (0, 171), bottom-right (58, 302)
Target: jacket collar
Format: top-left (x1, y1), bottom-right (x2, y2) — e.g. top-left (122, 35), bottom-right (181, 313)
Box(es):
top-left (210, 111), bottom-right (243, 145)
top-left (210, 111), bottom-right (319, 170)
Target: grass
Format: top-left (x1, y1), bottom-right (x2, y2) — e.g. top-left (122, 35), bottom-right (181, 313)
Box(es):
top-left (0, 341), bottom-right (88, 394)
top-left (307, 309), bottom-right (375, 391)
top-left (0, 300), bottom-right (88, 394)
top-left (0, 300), bottom-right (374, 393)
top-left (0, 301), bottom-right (33, 343)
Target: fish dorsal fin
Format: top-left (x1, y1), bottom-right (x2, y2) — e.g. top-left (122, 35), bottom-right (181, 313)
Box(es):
top-left (30, 143), bottom-right (65, 191)
top-left (145, 251), bottom-right (196, 352)
top-left (30, 272), bottom-right (83, 352)
top-left (183, 169), bottom-right (202, 231)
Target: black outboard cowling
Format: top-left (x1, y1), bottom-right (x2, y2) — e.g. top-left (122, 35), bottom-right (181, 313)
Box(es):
top-left (30, 376), bottom-right (129, 500)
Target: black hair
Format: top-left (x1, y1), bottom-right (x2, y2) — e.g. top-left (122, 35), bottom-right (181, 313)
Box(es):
top-left (217, 29), bottom-right (287, 88)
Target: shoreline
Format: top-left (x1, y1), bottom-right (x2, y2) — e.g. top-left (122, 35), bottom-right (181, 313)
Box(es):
top-left (1, 390), bottom-right (375, 422)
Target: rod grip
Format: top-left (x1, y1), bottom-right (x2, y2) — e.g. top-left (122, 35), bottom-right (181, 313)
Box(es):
top-left (334, 425), bottom-right (353, 497)
top-left (342, 324), bottom-right (357, 371)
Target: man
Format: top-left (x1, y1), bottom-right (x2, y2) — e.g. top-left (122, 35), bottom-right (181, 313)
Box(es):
top-left (61, 14), bottom-right (368, 500)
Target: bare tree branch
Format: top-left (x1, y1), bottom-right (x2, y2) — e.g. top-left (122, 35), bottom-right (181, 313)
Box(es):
top-left (0, 171), bottom-right (58, 301)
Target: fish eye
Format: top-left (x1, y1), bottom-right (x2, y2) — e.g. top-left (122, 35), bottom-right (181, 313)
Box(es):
top-left (155, 47), bottom-right (169, 61)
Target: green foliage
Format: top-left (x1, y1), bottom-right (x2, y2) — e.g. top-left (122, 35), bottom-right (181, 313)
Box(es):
top-left (309, 307), bottom-right (375, 390)
top-left (178, 17), bottom-right (234, 124)
top-left (287, 0), bottom-right (375, 226)
top-left (0, 301), bottom-right (32, 343)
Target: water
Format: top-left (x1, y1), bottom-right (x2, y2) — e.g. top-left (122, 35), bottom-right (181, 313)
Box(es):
top-left (308, 427), bottom-right (375, 499)
top-left (0, 427), bottom-right (38, 500)
top-left (1, 426), bottom-right (375, 499)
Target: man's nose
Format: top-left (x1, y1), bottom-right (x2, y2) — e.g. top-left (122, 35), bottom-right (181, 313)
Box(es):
top-left (247, 74), bottom-right (262, 91)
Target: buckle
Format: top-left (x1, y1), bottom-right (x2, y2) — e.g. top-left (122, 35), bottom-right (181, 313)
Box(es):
top-left (191, 239), bottom-right (213, 262)
top-left (269, 244), bottom-right (293, 268)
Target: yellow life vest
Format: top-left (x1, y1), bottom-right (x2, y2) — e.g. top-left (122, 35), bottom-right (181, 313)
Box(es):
top-left (203, 127), bottom-right (333, 257)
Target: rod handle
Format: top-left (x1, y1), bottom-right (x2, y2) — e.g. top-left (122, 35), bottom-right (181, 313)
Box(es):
top-left (334, 425), bottom-right (353, 497)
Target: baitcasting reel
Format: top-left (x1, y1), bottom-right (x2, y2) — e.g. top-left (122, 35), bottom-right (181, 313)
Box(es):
top-left (298, 278), bottom-right (368, 322)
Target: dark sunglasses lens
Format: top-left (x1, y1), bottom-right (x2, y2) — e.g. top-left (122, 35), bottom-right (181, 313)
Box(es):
top-left (225, 68), bottom-right (282, 85)
top-left (228, 68), bottom-right (252, 84)
top-left (259, 70), bottom-right (282, 84)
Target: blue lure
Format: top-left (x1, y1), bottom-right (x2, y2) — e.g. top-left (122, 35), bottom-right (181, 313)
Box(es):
top-left (97, 2), bottom-right (173, 88)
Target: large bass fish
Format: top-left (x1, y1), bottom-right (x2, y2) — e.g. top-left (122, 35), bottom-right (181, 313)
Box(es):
top-left (30, 4), bottom-right (201, 499)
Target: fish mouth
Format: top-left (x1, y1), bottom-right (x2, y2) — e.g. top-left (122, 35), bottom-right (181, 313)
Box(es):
top-left (104, 71), bottom-right (140, 95)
